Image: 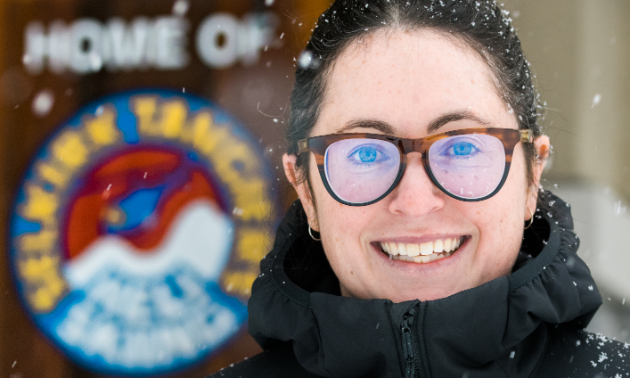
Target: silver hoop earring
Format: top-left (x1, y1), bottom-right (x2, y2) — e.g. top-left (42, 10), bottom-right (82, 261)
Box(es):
top-left (524, 209), bottom-right (534, 230)
top-left (308, 222), bottom-right (321, 241)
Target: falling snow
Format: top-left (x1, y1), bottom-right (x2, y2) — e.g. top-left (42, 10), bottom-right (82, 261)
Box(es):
top-left (591, 93), bottom-right (602, 108)
top-left (172, 0), bottom-right (189, 16)
top-left (32, 89), bottom-right (54, 117)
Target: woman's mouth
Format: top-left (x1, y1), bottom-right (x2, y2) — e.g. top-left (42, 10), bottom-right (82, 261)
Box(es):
top-left (378, 236), bottom-right (467, 264)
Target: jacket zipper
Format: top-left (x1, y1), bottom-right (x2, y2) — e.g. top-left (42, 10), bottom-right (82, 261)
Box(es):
top-left (401, 308), bottom-right (417, 378)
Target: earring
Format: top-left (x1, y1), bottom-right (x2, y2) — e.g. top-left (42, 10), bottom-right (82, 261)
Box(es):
top-left (308, 222), bottom-right (321, 241)
top-left (524, 209), bottom-right (534, 230)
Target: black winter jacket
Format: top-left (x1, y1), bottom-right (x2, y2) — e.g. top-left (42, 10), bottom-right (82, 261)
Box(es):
top-left (210, 192), bottom-right (630, 377)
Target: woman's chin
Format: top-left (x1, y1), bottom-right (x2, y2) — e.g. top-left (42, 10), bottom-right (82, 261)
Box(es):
top-left (388, 286), bottom-right (466, 303)
top-left (341, 279), bottom-right (470, 303)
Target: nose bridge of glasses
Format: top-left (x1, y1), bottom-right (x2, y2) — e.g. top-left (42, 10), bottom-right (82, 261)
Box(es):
top-left (400, 138), bottom-right (427, 156)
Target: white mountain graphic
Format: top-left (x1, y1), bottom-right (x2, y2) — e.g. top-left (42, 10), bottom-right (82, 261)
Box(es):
top-left (55, 199), bottom-right (242, 370)
top-left (64, 199), bottom-right (234, 288)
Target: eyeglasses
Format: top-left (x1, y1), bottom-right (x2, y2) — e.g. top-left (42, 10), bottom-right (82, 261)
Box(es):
top-left (297, 128), bottom-right (532, 206)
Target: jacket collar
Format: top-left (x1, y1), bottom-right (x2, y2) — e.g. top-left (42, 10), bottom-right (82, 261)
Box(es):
top-left (248, 191), bottom-right (602, 377)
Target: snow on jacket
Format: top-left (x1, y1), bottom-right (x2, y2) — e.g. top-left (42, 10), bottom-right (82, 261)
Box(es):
top-left (209, 191), bottom-right (630, 377)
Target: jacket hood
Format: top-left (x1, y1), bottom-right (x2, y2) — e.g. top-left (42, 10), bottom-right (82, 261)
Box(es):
top-left (248, 191), bottom-right (602, 377)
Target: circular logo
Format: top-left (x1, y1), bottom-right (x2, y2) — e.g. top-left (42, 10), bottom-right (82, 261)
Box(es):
top-left (10, 90), bottom-right (278, 375)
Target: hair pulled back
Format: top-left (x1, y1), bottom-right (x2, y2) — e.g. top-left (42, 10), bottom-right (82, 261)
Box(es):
top-left (287, 0), bottom-right (542, 186)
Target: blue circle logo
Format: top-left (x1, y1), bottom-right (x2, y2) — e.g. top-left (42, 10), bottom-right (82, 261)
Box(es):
top-left (10, 90), bottom-right (278, 375)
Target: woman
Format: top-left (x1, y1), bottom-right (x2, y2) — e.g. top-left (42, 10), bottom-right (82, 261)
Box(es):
top-left (212, 0), bottom-right (629, 377)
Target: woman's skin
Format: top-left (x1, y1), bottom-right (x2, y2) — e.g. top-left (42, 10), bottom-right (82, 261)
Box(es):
top-left (284, 29), bottom-right (550, 303)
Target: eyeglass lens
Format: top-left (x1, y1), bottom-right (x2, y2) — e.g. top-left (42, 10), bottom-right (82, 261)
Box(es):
top-left (325, 138), bottom-right (401, 204)
top-left (324, 134), bottom-right (506, 204)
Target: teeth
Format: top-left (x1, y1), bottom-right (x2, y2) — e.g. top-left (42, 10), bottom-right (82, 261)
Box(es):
top-left (380, 237), bottom-right (464, 264)
top-left (383, 243), bottom-right (390, 254)
top-left (420, 241), bottom-right (433, 256)
top-left (407, 243), bottom-right (420, 257)
top-left (444, 238), bottom-right (452, 253)
top-left (409, 253), bottom-right (446, 263)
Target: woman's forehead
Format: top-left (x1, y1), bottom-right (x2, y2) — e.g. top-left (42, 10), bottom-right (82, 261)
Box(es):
top-left (329, 29), bottom-right (490, 82)
top-left (317, 29), bottom-right (514, 137)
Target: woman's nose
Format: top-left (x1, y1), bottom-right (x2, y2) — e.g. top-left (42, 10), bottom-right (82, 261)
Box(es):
top-left (387, 153), bottom-right (446, 218)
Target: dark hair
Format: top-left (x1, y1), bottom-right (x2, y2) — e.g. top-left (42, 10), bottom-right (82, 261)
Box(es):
top-left (287, 0), bottom-right (542, 187)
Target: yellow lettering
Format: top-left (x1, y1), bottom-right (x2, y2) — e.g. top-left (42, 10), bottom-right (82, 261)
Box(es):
top-left (237, 229), bottom-right (272, 264)
top-left (22, 185), bottom-right (58, 224)
top-left (160, 101), bottom-right (187, 138)
top-left (184, 115), bottom-right (261, 186)
top-left (85, 107), bottom-right (119, 146)
top-left (19, 255), bottom-right (67, 312)
top-left (181, 111), bottom-right (212, 144)
top-left (212, 142), bottom-right (260, 176)
top-left (229, 178), bottom-right (272, 221)
top-left (134, 97), bottom-right (187, 139)
top-left (182, 113), bottom-right (272, 221)
top-left (134, 97), bottom-right (158, 135)
top-left (20, 230), bottom-right (57, 253)
top-left (37, 162), bottom-right (70, 188)
top-left (211, 161), bottom-right (240, 184)
top-left (28, 277), bottom-right (66, 313)
top-left (51, 131), bottom-right (88, 169)
top-left (232, 178), bottom-right (266, 200)
top-left (240, 200), bottom-right (273, 222)
top-left (211, 149), bottom-right (260, 185)
top-left (196, 123), bottom-right (230, 157)
top-left (19, 255), bottom-right (58, 280)
top-left (222, 271), bottom-right (258, 297)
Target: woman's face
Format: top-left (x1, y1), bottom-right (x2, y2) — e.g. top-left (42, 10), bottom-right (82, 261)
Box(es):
top-left (284, 30), bottom-right (548, 303)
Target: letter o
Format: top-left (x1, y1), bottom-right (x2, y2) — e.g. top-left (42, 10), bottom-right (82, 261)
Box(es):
top-left (196, 13), bottom-right (238, 69)
top-left (70, 19), bottom-right (103, 73)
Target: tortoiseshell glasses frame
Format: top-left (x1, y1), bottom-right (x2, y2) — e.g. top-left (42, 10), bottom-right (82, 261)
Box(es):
top-left (297, 127), bottom-right (533, 206)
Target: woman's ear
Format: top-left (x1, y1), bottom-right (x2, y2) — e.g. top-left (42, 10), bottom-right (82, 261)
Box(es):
top-left (283, 153), bottom-right (319, 231)
top-left (525, 135), bottom-right (551, 217)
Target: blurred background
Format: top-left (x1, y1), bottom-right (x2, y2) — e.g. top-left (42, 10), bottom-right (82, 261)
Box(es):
top-left (0, 0), bottom-right (629, 377)
top-left (506, 0), bottom-right (630, 343)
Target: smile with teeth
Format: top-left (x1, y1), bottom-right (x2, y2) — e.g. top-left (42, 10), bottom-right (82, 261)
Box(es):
top-left (380, 237), bottom-right (465, 264)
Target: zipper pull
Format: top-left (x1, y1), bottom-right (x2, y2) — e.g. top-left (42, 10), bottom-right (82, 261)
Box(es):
top-left (401, 308), bottom-right (416, 378)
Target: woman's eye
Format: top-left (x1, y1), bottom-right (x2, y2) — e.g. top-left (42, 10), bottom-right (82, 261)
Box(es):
top-left (453, 142), bottom-right (474, 156)
top-left (441, 140), bottom-right (480, 158)
top-left (348, 145), bottom-right (389, 164)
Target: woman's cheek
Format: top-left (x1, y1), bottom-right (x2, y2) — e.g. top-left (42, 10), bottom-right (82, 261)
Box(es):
top-left (479, 210), bottom-right (523, 281)
top-left (320, 206), bottom-right (366, 266)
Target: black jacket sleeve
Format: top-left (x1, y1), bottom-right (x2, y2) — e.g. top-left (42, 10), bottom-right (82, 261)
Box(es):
top-left (535, 325), bottom-right (630, 377)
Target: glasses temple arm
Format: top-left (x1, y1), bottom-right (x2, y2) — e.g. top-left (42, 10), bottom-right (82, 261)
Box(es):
top-left (297, 139), bottom-right (309, 154)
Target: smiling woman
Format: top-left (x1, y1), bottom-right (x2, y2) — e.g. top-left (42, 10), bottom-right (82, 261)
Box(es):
top-left (209, 1), bottom-right (629, 377)
top-left (290, 30), bottom-right (539, 303)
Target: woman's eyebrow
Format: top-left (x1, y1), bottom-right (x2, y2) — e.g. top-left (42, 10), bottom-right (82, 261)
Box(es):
top-left (336, 112), bottom-right (492, 135)
top-left (336, 119), bottom-right (395, 134)
top-left (427, 111), bottom-right (493, 133)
